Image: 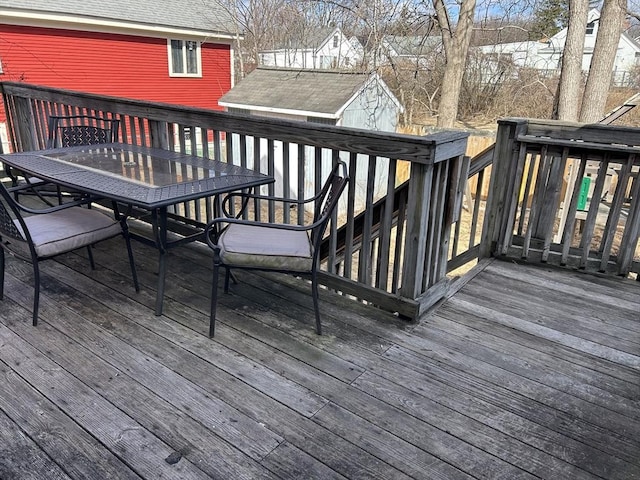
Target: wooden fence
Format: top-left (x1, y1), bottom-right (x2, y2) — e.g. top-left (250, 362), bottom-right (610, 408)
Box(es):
top-left (1, 82), bottom-right (471, 319)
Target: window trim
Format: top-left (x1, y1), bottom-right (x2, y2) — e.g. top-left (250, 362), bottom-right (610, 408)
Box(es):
top-left (586, 22), bottom-right (595, 35)
top-left (167, 39), bottom-right (203, 77)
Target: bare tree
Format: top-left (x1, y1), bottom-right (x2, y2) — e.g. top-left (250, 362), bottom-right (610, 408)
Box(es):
top-left (554, 0), bottom-right (589, 120)
top-left (580, 0), bottom-right (627, 122)
top-left (433, 0), bottom-right (477, 128)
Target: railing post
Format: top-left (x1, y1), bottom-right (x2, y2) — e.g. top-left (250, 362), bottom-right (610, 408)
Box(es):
top-left (618, 171), bottom-right (640, 275)
top-left (10, 96), bottom-right (39, 152)
top-left (400, 160), bottom-right (433, 300)
top-left (149, 120), bottom-right (170, 149)
top-left (480, 118), bottom-right (528, 258)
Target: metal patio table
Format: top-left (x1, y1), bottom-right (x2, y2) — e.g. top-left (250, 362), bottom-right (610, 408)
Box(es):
top-left (0, 143), bottom-right (273, 315)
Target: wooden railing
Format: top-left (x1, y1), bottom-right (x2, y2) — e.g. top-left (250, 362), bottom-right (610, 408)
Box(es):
top-left (446, 144), bottom-right (493, 274)
top-left (482, 118), bottom-right (640, 278)
top-left (1, 82), bottom-right (470, 319)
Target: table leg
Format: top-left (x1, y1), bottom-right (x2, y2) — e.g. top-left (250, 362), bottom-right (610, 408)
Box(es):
top-left (152, 207), bottom-right (168, 316)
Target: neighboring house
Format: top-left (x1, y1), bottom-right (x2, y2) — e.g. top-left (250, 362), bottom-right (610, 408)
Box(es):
top-left (259, 27), bottom-right (363, 70)
top-left (375, 35), bottom-right (442, 67)
top-left (477, 9), bottom-right (640, 85)
top-left (219, 67), bottom-right (403, 202)
top-left (0, 0), bottom-right (239, 147)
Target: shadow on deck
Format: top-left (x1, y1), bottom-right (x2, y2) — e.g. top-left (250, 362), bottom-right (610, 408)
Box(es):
top-left (0, 235), bottom-right (639, 480)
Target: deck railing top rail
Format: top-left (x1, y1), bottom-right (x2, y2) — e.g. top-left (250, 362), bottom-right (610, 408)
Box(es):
top-left (1, 81), bottom-right (466, 165)
top-left (500, 117), bottom-right (640, 153)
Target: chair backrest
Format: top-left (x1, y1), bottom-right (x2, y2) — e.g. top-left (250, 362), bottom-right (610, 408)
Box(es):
top-left (0, 182), bottom-right (35, 259)
top-left (310, 161), bottom-right (349, 251)
top-left (47, 115), bottom-right (120, 148)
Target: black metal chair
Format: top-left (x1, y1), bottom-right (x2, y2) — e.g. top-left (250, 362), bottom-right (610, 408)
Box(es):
top-left (205, 161), bottom-right (349, 337)
top-left (0, 181), bottom-right (139, 326)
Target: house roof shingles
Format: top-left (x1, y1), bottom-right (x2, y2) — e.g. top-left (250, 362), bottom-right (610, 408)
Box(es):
top-left (219, 68), bottom-right (372, 115)
top-left (272, 27), bottom-right (336, 50)
top-left (382, 35), bottom-right (442, 56)
top-left (0, 0), bottom-right (237, 36)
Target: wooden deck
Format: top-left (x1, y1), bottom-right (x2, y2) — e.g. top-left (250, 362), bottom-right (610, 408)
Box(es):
top-left (0, 235), bottom-right (639, 480)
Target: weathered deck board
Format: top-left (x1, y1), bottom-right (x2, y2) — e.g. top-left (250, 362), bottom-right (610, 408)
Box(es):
top-left (0, 389), bottom-right (74, 480)
top-left (0, 238), bottom-right (639, 480)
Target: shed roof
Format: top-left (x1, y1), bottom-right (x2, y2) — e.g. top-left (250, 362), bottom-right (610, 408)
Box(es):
top-left (219, 68), bottom-right (390, 117)
top-left (0, 0), bottom-right (237, 38)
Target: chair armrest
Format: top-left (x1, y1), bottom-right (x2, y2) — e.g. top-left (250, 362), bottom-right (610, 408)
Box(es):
top-left (222, 191), bottom-right (310, 218)
top-left (11, 194), bottom-right (98, 215)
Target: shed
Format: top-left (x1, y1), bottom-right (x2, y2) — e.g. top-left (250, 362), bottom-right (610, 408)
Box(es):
top-left (219, 67), bottom-right (403, 132)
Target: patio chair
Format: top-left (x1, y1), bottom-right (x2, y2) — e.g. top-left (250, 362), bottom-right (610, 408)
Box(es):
top-left (0, 181), bottom-right (139, 326)
top-left (47, 114), bottom-right (120, 148)
top-left (205, 161), bottom-right (349, 337)
top-left (8, 115), bottom-right (121, 203)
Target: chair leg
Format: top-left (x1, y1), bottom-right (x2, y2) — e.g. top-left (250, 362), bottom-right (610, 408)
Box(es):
top-left (209, 260), bottom-right (220, 338)
top-left (86, 245), bottom-right (96, 270)
top-left (311, 270), bottom-right (322, 335)
top-left (32, 262), bottom-right (41, 326)
top-left (224, 268), bottom-right (231, 293)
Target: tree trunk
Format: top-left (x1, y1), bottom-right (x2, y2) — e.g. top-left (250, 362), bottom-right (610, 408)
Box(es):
top-left (433, 0), bottom-right (477, 128)
top-left (554, 0), bottom-right (589, 121)
top-left (438, 54), bottom-right (466, 128)
top-left (579, 0), bottom-right (626, 122)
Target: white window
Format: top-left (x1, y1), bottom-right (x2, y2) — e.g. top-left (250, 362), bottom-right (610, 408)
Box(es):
top-left (586, 22), bottom-right (595, 35)
top-left (333, 35), bottom-right (339, 48)
top-left (168, 40), bottom-right (202, 77)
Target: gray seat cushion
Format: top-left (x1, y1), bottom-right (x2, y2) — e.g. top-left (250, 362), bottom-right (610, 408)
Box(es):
top-left (16, 207), bottom-right (122, 258)
top-left (218, 223), bottom-right (313, 271)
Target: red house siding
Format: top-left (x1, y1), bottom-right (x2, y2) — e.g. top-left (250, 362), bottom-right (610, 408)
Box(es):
top-left (0, 24), bottom-right (232, 122)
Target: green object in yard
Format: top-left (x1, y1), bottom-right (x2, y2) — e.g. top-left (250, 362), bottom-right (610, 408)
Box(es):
top-left (577, 176), bottom-right (591, 210)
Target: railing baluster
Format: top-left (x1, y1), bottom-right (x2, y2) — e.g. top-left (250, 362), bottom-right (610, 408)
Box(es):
top-left (358, 155), bottom-right (376, 286)
top-left (375, 158), bottom-right (396, 290)
top-left (297, 144), bottom-right (305, 225)
top-left (342, 152), bottom-right (357, 280)
top-left (391, 185), bottom-right (407, 294)
top-left (282, 141), bottom-right (291, 224)
top-left (618, 171), bottom-right (640, 275)
top-left (560, 154), bottom-right (587, 265)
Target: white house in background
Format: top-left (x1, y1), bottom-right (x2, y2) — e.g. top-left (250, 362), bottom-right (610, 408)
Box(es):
top-left (259, 27), bottom-right (363, 69)
top-left (477, 9), bottom-right (640, 85)
top-left (374, 35), bottom-right (443, 67)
